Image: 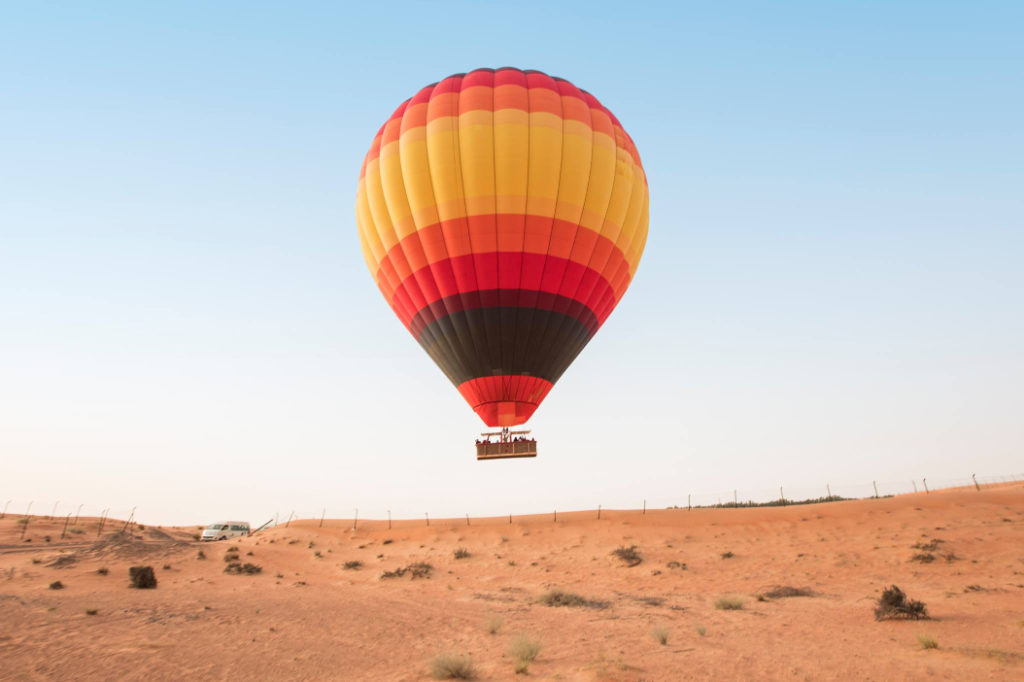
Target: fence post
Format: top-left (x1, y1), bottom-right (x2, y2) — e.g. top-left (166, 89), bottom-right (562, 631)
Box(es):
top-left (50, 500), bottom-right (59, 520)
top-left (20, 515), bottom-right (29, 539)
top-left (74, 504), bottom-right (83, 526)
top-left (26, 501), bottom-right (33, 518)
top-left (465, 513), bottom-right (470, 526)
top-left (388, 510), bottom-right (392, 530)
top-left (912, 481), bottom-right (917, 493)
top-left (509, 513), bottom-right (512, 524)
top-left (553, 510), bottom-right (557, 522)
top-left (61, 513), bottom-right (71, 539)
top-left (643, 499), bottom-right (646, 515)
top-left (923, 478), bottom-right (929, 494)
top-left (320, 508), bottom-right (326, 528)
top-left (734, 490), bottom-right (737, 505)
top-left (826, 483), bottom-right (831, 499)
top-left (285, 511), bottom-right (294, 528)
top-left (1, 499), bottom-right (9, 519)
top-left (780, 487), bottom-right (785, 505)
top-left (425, 512), bottom-right (429, 527)
top-left (687, 494), bottom-right (691, 511)
top-left (972, 473), bottom-right (980, 492)
top-left (872, 481), bottom-right (879, 499)
top-left (353, 508), bottom-right (358, 531)
top-left (597, 505), bottom-right (601, 520)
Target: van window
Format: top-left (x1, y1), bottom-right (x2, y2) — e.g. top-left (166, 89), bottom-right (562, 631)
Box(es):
top-left (230, 525), bottom-right (246, 531)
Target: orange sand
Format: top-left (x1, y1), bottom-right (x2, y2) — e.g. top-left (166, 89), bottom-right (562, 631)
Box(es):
top-left (2, 485), bottom-right (1023, 680)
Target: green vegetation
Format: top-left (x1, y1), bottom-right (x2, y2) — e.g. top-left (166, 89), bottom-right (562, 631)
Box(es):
top-left (651, 627), bottom-right (669, 645)
top-left (917, 634), bottom-right (939, 649)
top-left (453, 547), bottom-right (470, 559)
top-left (611, 545), bottom-right (642, 567)
top-left (537, 589), bottom-right (609, 609)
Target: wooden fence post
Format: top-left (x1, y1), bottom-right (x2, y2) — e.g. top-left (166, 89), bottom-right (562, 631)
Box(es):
top-left (61, 513), bottom-right (71, 539)
top-left (597, 504), bottom-right (601, 520)
top-left (780, 487), bottom-right (785, 505)
top-left (74, 504), bottom-right (83, 526)
top-left (388, 510), bottom-right (392, 530)
top-left (687, 494), bottom-right (691, 511)
top-left (826, 483), bottom-right (831, 499)
top-left (425, 512), bottom-right (429, 527)
top-left (320, 508), bottom-right (326, 528)
top-left (923, 478), bottom-right (929, 494)
top-left (972, 474), bottom-right (980, 491)
top-left (872, 481), bottom-right (879, 498)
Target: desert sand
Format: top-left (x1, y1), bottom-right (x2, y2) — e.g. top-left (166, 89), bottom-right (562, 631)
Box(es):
top-left (2, 484), bottom-right (1023, 681)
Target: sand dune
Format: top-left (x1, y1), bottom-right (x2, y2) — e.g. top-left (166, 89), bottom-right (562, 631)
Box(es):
top-left (2, 485), bottom-right (1023, 680)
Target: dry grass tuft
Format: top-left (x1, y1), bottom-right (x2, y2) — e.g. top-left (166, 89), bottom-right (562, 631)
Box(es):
top-left (760, 585), bottom-right (815, 599)
top-left (651, 626), bottom-right (669, 645)
top-left (49, 580), bottom-right (64, 590)
top-left (129, 566), bottom-right (157, 589)
top-left (343, 560), bottom-right (362, 570)
top-left (917, 634), bottom-right (939, 649)
top-left (454, 547), bottom-right (471, 560)
top-left (611, 545), bottom-right (642, 567)
top-left (509, 634), bottom-right (541, 674)
top-left (381, 562), bottom-right (433, 580)
top-left (224, 562), bottom-right (262, 575)
top-left (714, 596), bottom-right (743, 610)
top-left (486, 616), bottom-right (503, 635)
top-left (431, 653), bottom-right (475, 679)
top-left (537, 589), bottom-right (609, 609)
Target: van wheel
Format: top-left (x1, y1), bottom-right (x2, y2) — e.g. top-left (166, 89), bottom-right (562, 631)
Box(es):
top-left (218, 536), bottom-right (226, 541)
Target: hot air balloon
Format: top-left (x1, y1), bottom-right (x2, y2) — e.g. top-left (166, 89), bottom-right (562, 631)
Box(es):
top-left (355, 67), bottom-right (649, 459)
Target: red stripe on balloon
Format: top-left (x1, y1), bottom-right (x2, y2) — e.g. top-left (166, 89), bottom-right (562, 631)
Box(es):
top-left (457, 376), bottom-right (554, 427)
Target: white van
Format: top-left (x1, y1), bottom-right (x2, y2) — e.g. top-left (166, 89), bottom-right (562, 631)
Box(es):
top-left (200, 521), bottom-right (250, 542)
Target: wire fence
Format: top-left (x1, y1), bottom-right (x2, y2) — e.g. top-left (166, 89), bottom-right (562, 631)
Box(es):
top-left (4, 472), bottom-right (1021, 534)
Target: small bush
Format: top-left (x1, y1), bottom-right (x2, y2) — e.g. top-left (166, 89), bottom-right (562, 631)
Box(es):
top-left (192, 534), bottom-right (200, 541)
top-left (537, 589), bottom-right (609, 609)
top-left (431, 653), bottom-right (475, 679)
top-left (721, 551), bottom-right (734, 559)
top-left (162, 564), bottom-right (172, 570)
top-left (68, 528), bottom-right (84, 535)
top-left (486, 616), bottom-right (503, 635)
top-left (509, 634), bottom-right (541, 674)
top-left (910, 552), bottom-right (935, 563)
top-left (611, 545), bottom-right (642, 567)
top-left (381, 562), bottom-right (433, 580)
top-left (917, 634), bottom-right (938, 649)
top-left (223, 551), bottom-right (240, 562)
top-left (86, 608), bottom-right (98, 616)
top-left (714, 596), bottom-right (743, 610)
top-left (875, 585), bottom-right (928, 620)
top-left (129, 566), bottom-right (157, 588)
top-left (382, 539), bottom-right (393, 545)
top-left (97, 567), bottom-right (109, 576)
top-left (651, 627), bottom-right (669, 645)
top-left (666, 560), bottom-right (686, 570)
top-left (343, 560), bottom-right (362, 570)
top-left (912, 538), bottom-right (944, 551)
top-left (224, 562), bottom-right (262, 575)
top-left (196, 550), bottom-right (206, 560)
top-left (695, 625), bottom-right (706, 636)
top-left (454, 547), bottom-right (470, 559)
top-left (31, 558), bottom-right (41, 565)
top-left (761, 585), bottom-right (815, 599)
top-left (49, 580), bottom-right (64, 590)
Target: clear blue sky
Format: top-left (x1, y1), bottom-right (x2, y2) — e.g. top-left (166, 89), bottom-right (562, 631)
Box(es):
top-left (2, 2), bottom-right (1021, 525)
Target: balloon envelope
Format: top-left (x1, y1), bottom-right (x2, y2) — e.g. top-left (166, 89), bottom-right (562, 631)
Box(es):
top-left (356, 67), bottom-right (649, 427)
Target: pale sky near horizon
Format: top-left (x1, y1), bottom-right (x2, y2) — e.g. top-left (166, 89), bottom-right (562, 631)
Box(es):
top-left (2, 2), bottom-right (1022, 526)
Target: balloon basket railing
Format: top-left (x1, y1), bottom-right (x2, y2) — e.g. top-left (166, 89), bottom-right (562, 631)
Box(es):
top-left (475, 427), bottom-right (537, 460)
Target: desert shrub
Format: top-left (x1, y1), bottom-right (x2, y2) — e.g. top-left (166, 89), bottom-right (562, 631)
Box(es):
top-left (875, 585), bottom-right (928, 620)
top-left (49, 580), bottom-right (64, 590)
top-left (381, 562), bottom-right (433, 580)
top-left (31, 558), bottom-right (41, 564)
top-left (44, 536), bottom-right (51, 542)
top-left (912, 538), bottom-right (944, 551)
top-left (223, 550), bottom-right (240, 561)
top-left (162, 564), bottom-right (171, 570)
top-left (454, 547), bottom-right (470, 559)
top-left (917, 634), bottom-right (938, 649)
top-left (343, 560), bottom-right (362, 570)
top-left (16, 518), bottom-right (29, 525)
top-left (86, 608), bottom-right (98, 615)
top-left (129, 566), bottom-right (157, 589)
top-left (431, 653), bottom-right (475, 679)
top-left (910, 552), bottom-right (935, 563)
top-left (611, 545), bottom-right (642, 567)
top-left (192, 534), bottom-right (201, 541)
top-left (96, 567), bottom-right (109, 576)
top-left (486, 616), bottom-right (503, 635)
top-left (695, 625), bottom-right (707, 636)
top-left (721, 551), bottom-right (734, 559)
top-left (68, 528), bottom-right (84, 535)
top-left (651, 627), bottom-right (669, 645)
top-left (196, 550), bottom-right (206, 560)
top-left (224, 562), bottom-right (262, 575)
top-left (314, 550), bottom-right (322, 558)
top-left (509, 634), bottom-right (541, 674)
top-left (666, 560), bottom-right (686, 570)
top-left (714, 596), bottom-right (743, 610)
top-left (761, 586), bottom-right (815, 599)
top-left (382, 539), bottom-right (393, 545)
top-left (537, 589), bottom-right (609, 609)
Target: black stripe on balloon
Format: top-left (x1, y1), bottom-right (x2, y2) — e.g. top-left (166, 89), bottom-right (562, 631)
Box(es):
top-left (410, 290), bottom-right (599, 340)
top-left (416, 306), bottom-right (595, 387)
